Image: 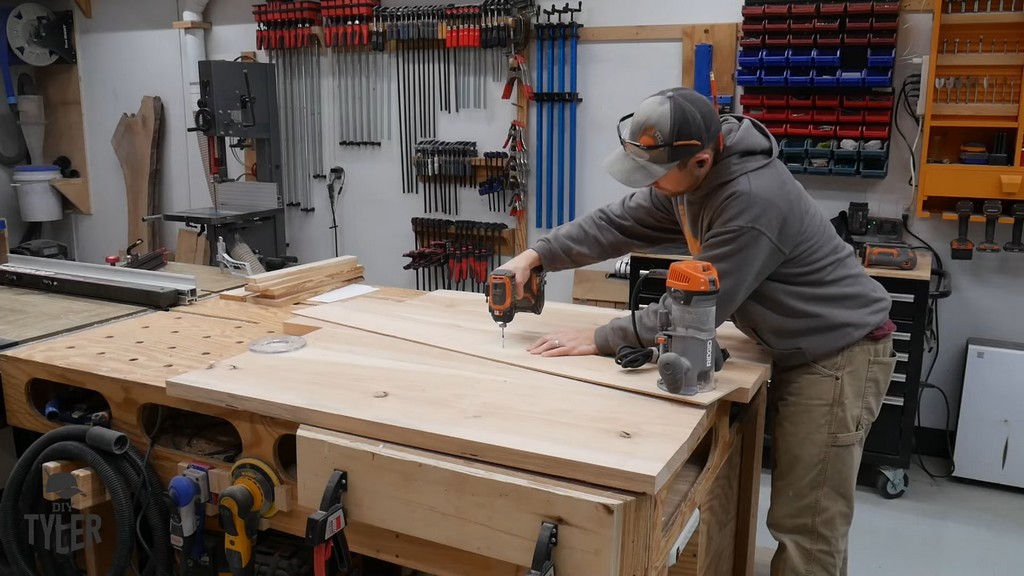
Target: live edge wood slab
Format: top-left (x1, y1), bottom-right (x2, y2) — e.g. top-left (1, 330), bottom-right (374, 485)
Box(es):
top-left (2, 287), bottom-right (770, 576)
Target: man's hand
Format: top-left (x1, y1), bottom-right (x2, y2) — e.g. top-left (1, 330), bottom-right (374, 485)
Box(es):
top-left (527, 329), bottom-right (599, 357)
top-left (494, 249), bottom-right (542, 299)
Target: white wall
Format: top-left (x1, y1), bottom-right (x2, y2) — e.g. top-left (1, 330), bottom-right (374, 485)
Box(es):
top-left (62, 1), bottom-right (1024, 428)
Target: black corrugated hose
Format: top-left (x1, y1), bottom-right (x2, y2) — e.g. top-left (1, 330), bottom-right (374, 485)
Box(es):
top-left (0, 425), bottom-right (173, 576)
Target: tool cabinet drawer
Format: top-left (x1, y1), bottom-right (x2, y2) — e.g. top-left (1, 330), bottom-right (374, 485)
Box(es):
top-left (865, 403), bottom-right (903, 456)
top-left (296, 426), bottom-right (639, 576)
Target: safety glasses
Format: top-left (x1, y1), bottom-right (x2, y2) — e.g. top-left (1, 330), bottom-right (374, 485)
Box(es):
top-left (616, 113), bottom-right (704, 164)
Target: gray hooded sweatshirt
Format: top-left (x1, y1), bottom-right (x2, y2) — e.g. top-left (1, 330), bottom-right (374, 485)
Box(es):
top-left (532, 115), bottom-right (892, 367)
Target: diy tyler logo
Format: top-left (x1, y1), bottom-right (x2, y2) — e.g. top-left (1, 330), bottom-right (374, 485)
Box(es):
top-left (24, 472), bottom-right (103, 553)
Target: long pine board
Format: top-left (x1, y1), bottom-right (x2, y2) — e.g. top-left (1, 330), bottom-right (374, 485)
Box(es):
top-left (295, 290), bottom-right (770, 406)
top-left (166, 325), bottom-right (710, 494)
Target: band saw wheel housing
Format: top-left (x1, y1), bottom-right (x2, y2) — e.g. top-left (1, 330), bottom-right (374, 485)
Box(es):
top-left (6, 3), bottom-right (59, 67)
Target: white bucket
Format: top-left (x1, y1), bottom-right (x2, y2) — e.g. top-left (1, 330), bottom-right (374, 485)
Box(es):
top-left (13, 165), bottom-right (63, 222)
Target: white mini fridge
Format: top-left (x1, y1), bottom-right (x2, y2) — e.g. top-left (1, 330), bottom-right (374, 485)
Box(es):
top-left (954, 339), bottom-right (1024, 489)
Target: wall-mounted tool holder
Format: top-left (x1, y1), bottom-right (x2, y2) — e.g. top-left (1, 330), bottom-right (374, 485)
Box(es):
top-left (404, 217), bottom-right (514, 292)
top-left (739, 1), bottom-right (900, 178)
top-left (918, 1), bottom-right (1024, 223)
top-left (413, 140), bottom-right (479, 215)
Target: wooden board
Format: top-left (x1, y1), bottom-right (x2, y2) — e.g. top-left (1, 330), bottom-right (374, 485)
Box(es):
top-left (682, 24), bottom-right (740, 98)
top-left (294, 291), bottom-right (771, 407)
top-left (0, 286), bottom-right (145, 350)
top-left (245, 256), bottom-right (358, 289)
top-left (37, 64), bottom-right (91, 214)
top-left (166, 325), bottom-right (713, 493)
top-left (297, 426), bottom-right (644, 576)
top-left (112, 96), bottom-right (163, 253)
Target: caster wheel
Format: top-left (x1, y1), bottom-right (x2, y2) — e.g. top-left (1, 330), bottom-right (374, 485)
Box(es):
top-left (876, 469), bottom-right (909, 499)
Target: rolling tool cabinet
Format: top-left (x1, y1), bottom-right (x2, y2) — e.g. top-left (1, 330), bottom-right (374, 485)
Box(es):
top-left (628, 250), bottom-right (934, 498)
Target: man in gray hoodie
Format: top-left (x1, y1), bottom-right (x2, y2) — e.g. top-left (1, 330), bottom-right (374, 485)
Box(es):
top-left (498, 88), bottom-right (896, 576)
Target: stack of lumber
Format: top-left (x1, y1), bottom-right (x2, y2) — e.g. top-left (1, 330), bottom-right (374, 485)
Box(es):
top-left (222, 256), bottom-right (365, 307)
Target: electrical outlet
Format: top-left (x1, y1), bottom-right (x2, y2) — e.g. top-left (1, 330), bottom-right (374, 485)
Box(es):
top-left (917, 55), bottom-right (930, 118)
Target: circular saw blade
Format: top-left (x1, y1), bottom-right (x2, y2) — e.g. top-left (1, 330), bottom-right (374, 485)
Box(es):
top-left (7, 3), bottom-right (59, 67)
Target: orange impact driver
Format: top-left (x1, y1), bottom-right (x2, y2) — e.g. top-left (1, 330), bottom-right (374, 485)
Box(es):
top-left (487, 267), bottom-right (546, 347)
top-left (863, 243), bottom-right (918, 271)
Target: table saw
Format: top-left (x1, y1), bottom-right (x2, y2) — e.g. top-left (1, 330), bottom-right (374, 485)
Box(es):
top-left (0, 282), bottom-right (771, 576)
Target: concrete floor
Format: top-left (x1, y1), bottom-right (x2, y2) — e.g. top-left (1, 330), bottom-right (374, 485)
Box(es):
top-left (754, 459), bottom-right (1024, 576)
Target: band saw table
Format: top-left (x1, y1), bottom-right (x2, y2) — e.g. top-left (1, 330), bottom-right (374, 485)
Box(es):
top-left (0, 285), bottom-right (771, 576)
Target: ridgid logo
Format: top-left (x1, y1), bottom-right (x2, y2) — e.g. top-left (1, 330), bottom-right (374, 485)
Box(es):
top-left (24, 472), bottom-right (103, 553)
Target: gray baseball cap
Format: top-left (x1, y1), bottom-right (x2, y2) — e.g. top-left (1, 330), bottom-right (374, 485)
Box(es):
top-left (604, 88), bottom-right (722, 189)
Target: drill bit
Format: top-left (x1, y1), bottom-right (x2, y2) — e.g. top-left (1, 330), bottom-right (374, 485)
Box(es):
top-left (500, 322), bottom-right (506, 348)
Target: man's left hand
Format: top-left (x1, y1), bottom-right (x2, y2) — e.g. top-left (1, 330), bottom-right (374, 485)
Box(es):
top-left (527, 330), bottom-right (599, 357)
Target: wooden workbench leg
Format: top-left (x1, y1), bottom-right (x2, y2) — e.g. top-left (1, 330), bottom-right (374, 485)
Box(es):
top-left (733, 385), bottom-right (767, 576)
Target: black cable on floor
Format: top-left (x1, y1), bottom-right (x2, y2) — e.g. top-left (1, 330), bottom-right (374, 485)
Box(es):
top-left (915, 382), bottom-right (956, 481)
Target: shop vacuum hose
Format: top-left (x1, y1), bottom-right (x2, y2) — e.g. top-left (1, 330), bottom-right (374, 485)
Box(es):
top-left (0, 425), bottom-right (172, 576)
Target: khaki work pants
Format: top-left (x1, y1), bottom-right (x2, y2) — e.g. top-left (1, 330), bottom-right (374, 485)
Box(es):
top-left (767, 336), bottom-right (896, 576)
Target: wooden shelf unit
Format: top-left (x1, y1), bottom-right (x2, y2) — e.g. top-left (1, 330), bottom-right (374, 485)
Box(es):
top-left (918, 3), bottom-right (1024, 219)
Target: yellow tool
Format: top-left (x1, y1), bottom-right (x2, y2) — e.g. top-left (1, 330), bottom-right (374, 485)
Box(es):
top-left (217, 458), bottom-right (282, 576)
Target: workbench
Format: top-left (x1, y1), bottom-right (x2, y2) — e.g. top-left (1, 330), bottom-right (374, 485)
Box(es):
top-left (0, 281), bottom-right (771, 576)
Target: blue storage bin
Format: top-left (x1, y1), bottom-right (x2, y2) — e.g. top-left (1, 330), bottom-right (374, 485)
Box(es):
top-left (812, 48), bottom-right (841, 67)
top-left (833, 139), bottom-right (860, 160)
top-left (839, 69), bottom-right (865, 87)
top-left (806, 138), bottom-right (834, 159)
top-left (736, 68), bottom-right (761, 86)
top-left (786, 159), bottom-right (807, 174)
top-left (789, 48), bottom-right (814, 66)
top-left (831, 158), bottom-right (858, 176)
top-left (780, 138), bottom-right (808, 159)
top-left (805, 158), bottom-right (832, 175)
top-left (737, 48), bottom-right (763, 67)
top-left (864, 68), bottom-right (892, 87)
top-left (788, 68), bottom-right (814, 86)
top-left (762, 69), bottom-right (788, 86)
top-left (859, 158), bottom-right (888, 178)
top-left (859, 140), bottom-right (889, 160)
top-left (867, 48), bottom-right (895, 67)
top-left (814, 68), bottom-right (840, 86)
top-left (763, 48), bottom-right (789, 67)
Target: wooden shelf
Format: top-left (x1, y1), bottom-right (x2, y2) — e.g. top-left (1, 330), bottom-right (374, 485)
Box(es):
top-left (924, 163), bottom-right (1021, 172)
top-left (936, 53), bottom-right (1024, 66)
top-left (929, 118), bottom-right (1019, 127)
top-left (930, 103), bottom-right (1020, 116)
top-left (941, 11), bottom-right (1024, 25)
top-left (172, 20), bottom-right (212, 30)
top-left (52, 178), bottom-right (91, 215)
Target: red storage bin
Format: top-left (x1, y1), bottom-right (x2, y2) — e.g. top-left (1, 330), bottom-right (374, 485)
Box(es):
top-left (742, 5), bottom-right (766, 17)
top-left (764, 4), bottom-right (791, 16)
top-left (810, 124), bottom-right (837, 137)
top-left (789, 124), bottom-right (813, 137)
top-left (873, 2), bottom-right (901, 15)
top-left (766, 36), bottom-right (791, 47)
top-left (838, 108), bottom-right (865, 123)
top-left (847, 2), bottom-right (873, 14)
top-left (790, 18), bottom-right (815, 32)
top-left (790, 35), bottom-right (816, 47)
top-left (764, 122), bottom-right (788, 137)
top-left (739, 94), bottom-right (764, 107)
top-left (765, 21), bottom-right (790, 32)
top-left (864, 110), bottom-right (892, 124)
top-left (745, 107), bottom-right (767, 120)
top-left (820, 2), bottom-right (847, 15)
top-left (742, 20), bottom-right (766, 34)
top-left (845, 33), bottom-right (870, 45)
top-left (788, 110), bottom-right (813, 122)
top-left (865, 94), bottom-right (894, 108)
top-left (740, 35), bottom-right (765, 48)
top-left (765, 109), bottom-right (790, 121)
top-left (813, 110), bottom-right (839, 123)
top-left (837, 125), bottom-right (864, 139)
top-left (792, 3), bottom-right (819, 16)
top-left (816, 34), bottom-right (842, 46)
top-left (764, 95), bottom-right (790, 107)
top-left (870, 31), bottom-right (896, 45)
top-left (814, 18), bottom-right (841, 31)
top-left (872, 16), bottom-right (899, 31)
top-left (863, 125), bottom-right (891, 139)
top-left (815, 95), bottom-right (841, 107)
top-left (842, 95), bottom-right (868, 108)
top-left (789, 95), bottom-right (814, 107)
